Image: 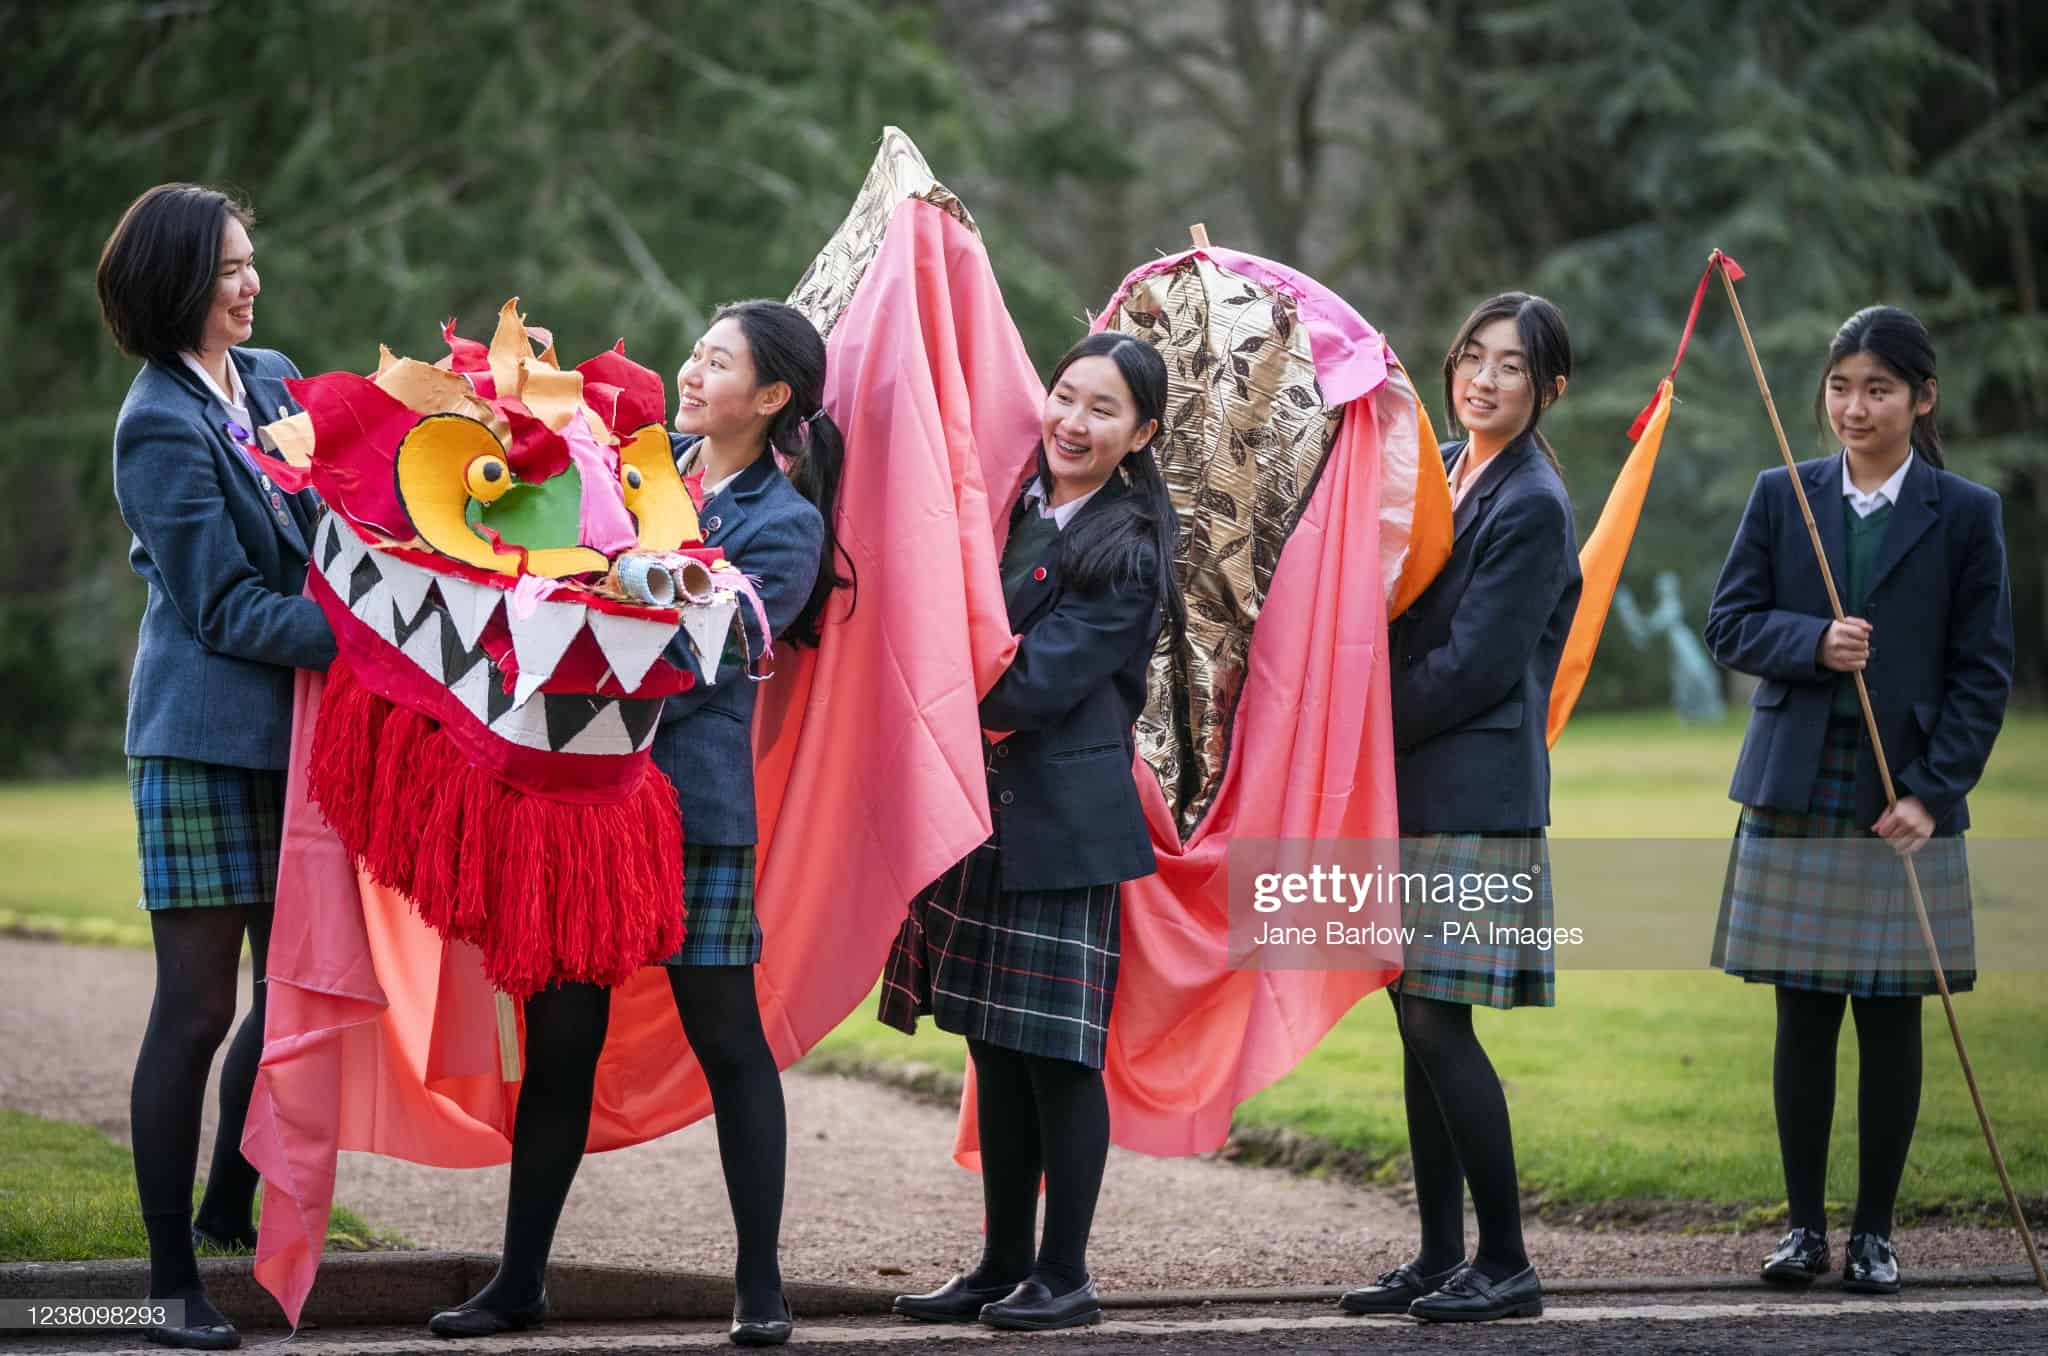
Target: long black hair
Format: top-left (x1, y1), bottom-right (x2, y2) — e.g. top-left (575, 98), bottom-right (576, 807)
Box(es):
top-left (97, 183), bottom-right (253, 364)
top-left (714, 299), bottom-right (851, 647)
top-left (1033, 332), bottom-right (1186, 636)
top-left (1441, 291), bottom-right (1573, 479)
top-left (1815, 305), bottom-right (1945, 469)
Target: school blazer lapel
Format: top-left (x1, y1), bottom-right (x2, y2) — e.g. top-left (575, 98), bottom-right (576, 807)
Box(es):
top-left (1805, 454), bottom-right (1850, 605)
top-left (1002, 475), bottom-right (1131, 630)
top-left (170, 356), bottom-right (312, 560)
top-left (1450, 438), bottom-right (1531, 543)
top-left (1863, 455), bottom-right (1940, 599)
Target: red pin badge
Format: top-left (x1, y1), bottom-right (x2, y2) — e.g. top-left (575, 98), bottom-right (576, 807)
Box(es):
top-left (1032, 566), bottom-right (1047, 581)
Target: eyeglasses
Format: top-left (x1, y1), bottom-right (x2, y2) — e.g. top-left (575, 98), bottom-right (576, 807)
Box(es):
top-left (1453, 352), bottom-right (1529, 389)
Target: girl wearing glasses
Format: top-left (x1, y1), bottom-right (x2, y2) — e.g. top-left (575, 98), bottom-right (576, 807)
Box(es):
top-left (1339, 293), bottom-right (1578, 1324)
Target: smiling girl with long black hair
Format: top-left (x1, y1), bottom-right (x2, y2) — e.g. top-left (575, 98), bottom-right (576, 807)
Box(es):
top-left (880, 331), bottom-right (1184, 1333)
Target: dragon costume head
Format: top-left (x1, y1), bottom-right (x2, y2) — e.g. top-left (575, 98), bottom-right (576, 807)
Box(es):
top-left (258, 300), bottom-right (749, 997)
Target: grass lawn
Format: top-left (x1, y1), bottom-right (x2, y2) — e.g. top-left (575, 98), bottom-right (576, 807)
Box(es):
top-left (6, 712), bottom-right (2045, 1216)
top-left (812, 709), bottom-right (2048, 1219)
top-left (0, 1109), bottom-right (406, 1262)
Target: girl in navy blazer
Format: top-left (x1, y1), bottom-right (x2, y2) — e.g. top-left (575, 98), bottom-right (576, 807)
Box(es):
top-left (98, 184), bottom-right (334, 1352)
top-left (1341, 293), bottom-right (1578, 1325)
top-left (881, 333), bottom-right (1183, 1333)
top-left (1705, 306), bottom-right (2013, 1295)
top-left (429, 302), bottom-right (843, 1348)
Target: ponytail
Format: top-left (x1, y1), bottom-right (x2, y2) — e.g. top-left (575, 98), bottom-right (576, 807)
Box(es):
top-left (713, 299), bottom-right (854, 647)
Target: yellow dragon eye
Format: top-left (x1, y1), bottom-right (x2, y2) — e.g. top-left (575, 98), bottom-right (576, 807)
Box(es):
top-left (464, 453), bottom-right (511, 501)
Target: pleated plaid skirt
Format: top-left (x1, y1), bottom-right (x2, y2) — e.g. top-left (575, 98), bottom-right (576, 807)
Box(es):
top-left (878, 835), bottom-right (1122, 1068)
top-left (1393, 830), bottom-right (1557, 1010)
top-left (1713, 714), bottom-right (1974, 996)
top-left (128, 755), bottom-right (287, 911)
top-left (665, 841), bottom-right (761, 967)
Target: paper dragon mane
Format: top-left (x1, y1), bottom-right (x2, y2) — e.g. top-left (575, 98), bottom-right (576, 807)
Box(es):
top-left (255, 301), bottom-right (745, 998)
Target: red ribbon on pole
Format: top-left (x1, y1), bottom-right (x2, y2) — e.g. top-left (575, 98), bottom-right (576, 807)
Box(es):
top-left (1627, 249), bottom-right (1746, 439)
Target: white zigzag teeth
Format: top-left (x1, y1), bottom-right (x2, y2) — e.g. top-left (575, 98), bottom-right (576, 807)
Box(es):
top-left (399, 606), bottom-right (444, 675)
top-left (489, 687), bottom-right (551, 746)
top-left (583, 609), bottom-right (674, 694)
top-left (505, 598), bottom-right (584, 694)
top-left (683, 597), bottom-right (741, 683)
top-left (379, 554), bottom-right (437, 627)
top-left (562, 701), bottom-right (633, 756)
top-left (511, 668), bottom-right (549, 711)
top-left (436, 574), bottom-right (500, 652)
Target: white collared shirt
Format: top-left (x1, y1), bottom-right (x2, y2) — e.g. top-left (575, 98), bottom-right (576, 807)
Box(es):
top-left (1449, 446), bottom-right (1502, 511)
top-left (1842, 449), bottom-right (1914, 519)
top-left (678, 443), bottom-right (746, 501)
top-left (180, 350), bottom-right (250, 435)
top-left (1022, 475), bottom-right (1102, 531)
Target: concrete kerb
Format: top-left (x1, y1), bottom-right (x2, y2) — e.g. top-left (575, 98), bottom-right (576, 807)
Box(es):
top-left (2, 1253), bottom-right (2037, 1326)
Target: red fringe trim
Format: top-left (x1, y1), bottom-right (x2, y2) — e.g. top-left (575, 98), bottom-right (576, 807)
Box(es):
top-left (308, 659), bottom-right (685, 999)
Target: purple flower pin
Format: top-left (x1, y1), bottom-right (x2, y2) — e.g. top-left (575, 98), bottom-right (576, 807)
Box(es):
top-left (224, 419), bottom-right (252, 444)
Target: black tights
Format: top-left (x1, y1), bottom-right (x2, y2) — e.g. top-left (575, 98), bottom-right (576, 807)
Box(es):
top-left (1773, 985), bottom-right (1923, 1237)
top-left (471, 966), bottom-right (787, 1316)
top-left (962, 1038), bottom-right (1109, 1295)
top-left (1390, 990), bottom-right (1528, 1282)
top-left (131, 907), bottom-right (272, 1318)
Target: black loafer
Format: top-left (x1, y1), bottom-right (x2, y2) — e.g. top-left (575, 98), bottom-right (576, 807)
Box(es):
top-left (1761, 1226), bottom-right (1831, 1286)
top-left (1408, 1263), bottom-right (1543, 1322)
top-left (893, 1274), bottom-right (1021, 1323)
top-left (730, 1294), bottom-right (794, 1346)
top-left (1340, 1259), bottom-right (1466, 1315)
top-left (980, 1277), bottom-right (1102, 1331)
top-left (1842, 1232), bottom-right (1901, 1294)
top-left (426, 1290), bottom-right (548, 1338)
top-left (144, 1318), bottom-right (239, 1351)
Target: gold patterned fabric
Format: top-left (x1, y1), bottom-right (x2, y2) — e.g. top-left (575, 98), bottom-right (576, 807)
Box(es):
top-left (787, 125), bottom-right (977, 338)
top-left (1103, 257), bottom-right (1341, 838)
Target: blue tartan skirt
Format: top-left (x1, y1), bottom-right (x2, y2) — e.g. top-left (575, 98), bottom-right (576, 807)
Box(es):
top-left (128, 756), bottom-right (286, 912)
top-left (1713, 715), bottom-right (1974, 996)
top-left (664, 841), bottom-right (761, 967)
top-left (1393, 830), bottom-right (1557, 1009)
top-left (877, 834), bottom-right (1122, 1069)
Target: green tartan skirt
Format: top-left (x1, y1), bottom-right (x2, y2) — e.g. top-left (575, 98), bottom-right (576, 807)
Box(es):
top-left (877, 834), bottom-right (1122, 1069)
top-left (1393, 830), bottom-right (1556, 1010)
top-left (128, 756), bottom-right (286, 911)
top-left (1713, 715), bottom-right (1974, 996)
top-left (663, 841), bottom-right (761, 967)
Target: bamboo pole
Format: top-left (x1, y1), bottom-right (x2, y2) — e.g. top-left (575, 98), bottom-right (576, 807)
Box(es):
top-left (1713, 252), bottom-right (2046, 1294)
top-left (1189, 222), bottom-right (1210, 249)
top-left (494, 990), bottom-right (523, 1083)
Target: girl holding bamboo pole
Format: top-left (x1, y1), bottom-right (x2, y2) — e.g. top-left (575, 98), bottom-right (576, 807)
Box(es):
top-left (1704, 304), bottom-right (2014, 1294)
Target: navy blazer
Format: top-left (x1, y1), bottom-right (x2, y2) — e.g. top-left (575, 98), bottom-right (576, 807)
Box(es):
top-left (981, 475), bottom-right (1166, 893)
top-left (1703, 452), bottom-right (2012, 834)
top-left (651, 440), bottom-right (824, 846)
top-left (115, 348), bottom-right (333, 771)
top-left (1389, 437), bottom-right (1581, 834)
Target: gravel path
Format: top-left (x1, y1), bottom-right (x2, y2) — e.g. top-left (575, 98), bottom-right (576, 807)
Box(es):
top-left (1, 937), bottom-right (2028, 1291)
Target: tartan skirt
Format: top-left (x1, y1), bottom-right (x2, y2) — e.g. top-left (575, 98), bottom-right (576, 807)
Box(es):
top-left (1393, 831), bottom-right (1557, 1009)
top-left (877, 835), bottom-right (1122, 1068)
top-left (664, 841), bottom-right (761, 967)
top-left (128, 756), bottom-right (287, 912)
top-left (1713, 715), bottom-right (1974, 996)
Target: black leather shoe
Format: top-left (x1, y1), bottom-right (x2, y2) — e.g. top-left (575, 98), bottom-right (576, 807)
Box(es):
top-left (1408, 1264), bottom-right (1543, 1322)
top-left (893, 1274), bottom-right (1021, 1323)
top-left (426, 1290), bottom-right (548, 1337)
top-left (1340, 1259), bottom-right (1466, 1315)
top-left (1760, 1226), bottom-right (1831, 1286)
top-left (1842, 1232), bottom-right (1902, 1294)
top-left (729, 1294), bottom-right (794, 1346)
top-left (144, 1317), bottom-right (239, 1351)
top-left (980, 1277), bottom-right (1102, 1331)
